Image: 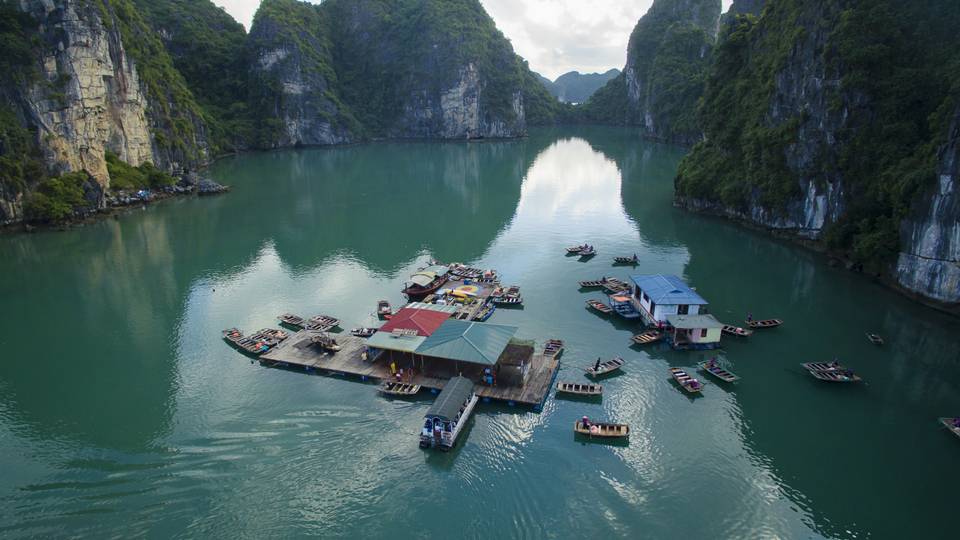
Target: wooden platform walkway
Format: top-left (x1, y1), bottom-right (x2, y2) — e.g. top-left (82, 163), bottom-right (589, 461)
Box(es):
top-left (259, 330), bottom-right (559, 409)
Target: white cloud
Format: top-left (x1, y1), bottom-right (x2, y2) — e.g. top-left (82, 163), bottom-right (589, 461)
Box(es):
top-left (215, 0), bottom-right (734, 80)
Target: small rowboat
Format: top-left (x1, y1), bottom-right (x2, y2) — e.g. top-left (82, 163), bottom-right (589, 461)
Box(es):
top-left (543, 339), bottom-right (564, 358)
top-left (747, 318), bottom-right (782, 329)
top-left (350, 327), bottom-right (377, 338)
top-left (574, 420), bottom-right (629, 439)
top-left (566, 245), bottom-right (586, 254)
top-left (379, 381), bottom-right (421, 396)
top-left (866, 333), bottom-right (884, 345)
top-left (306, 315), bottom-right (340, 331)
top-left (579, 246), bottom-right (596, 257)
top-left (586, 299), bottom-right (612, 314)
top-left (311, 334), bottom-right (341, 352)
top-left (578, 279), bottom-right (606, 288)
top-left (631, 330), bottom-right (663, 345)
top-left (939, 417), bottom-right (960, 440)
top-left (802, 361), bottom-right (846, 372)
top-left (556, 382), bottom-right (602, 396)
top-left (722, 324), bottom-right (753, 337)
top-left (492, 285), bottom-right (521, 298)
top-left (669, 367), bottom-right (704, 394)
top-left (613, 255), bottom-right (639, 265)
top-left (492, 295), bottom-right (522, 306)
top-left (801, 363), bottom-right (861, 383)
top-left (698, 360), bottom-right (740, 382)
top-left (585, 356), bottom-right (625, 377)
top-left (278, 313), bottom-right (306, 329)
top-left (222, 327), bottom-right (244, 344)
top-left (377, 300), bottom-right (392, 318)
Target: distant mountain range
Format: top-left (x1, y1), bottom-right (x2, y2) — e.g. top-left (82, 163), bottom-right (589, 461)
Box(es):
top-left (535, 69), bottom-right (620, 104)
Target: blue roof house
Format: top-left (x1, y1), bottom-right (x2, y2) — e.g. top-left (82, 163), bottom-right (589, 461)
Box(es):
top-left (630, 274), bottom-right (709, 327)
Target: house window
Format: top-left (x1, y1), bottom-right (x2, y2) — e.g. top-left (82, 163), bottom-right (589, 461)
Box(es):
top-left (642, 292), bottom-right (649, 302)
top-left (678, 304), bottom-right (689, 315)
top-left (700, 329), bottom-right (708, 338)
top-left (650, 301), bottom-right (656, 315)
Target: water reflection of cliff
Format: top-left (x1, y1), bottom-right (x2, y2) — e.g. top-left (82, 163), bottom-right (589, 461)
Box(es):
top-left (212, 137), bottom-right (552, 274)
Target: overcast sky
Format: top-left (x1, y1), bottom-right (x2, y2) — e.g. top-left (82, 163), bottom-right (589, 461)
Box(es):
top-left (214, 0), bottom-right (733, 80)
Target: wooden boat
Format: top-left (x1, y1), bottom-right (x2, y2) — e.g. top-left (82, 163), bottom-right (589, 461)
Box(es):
top-left (613, 255), bottom-right (639, 265)
top-left (578, 246), bottom-right (596, 257)
top-left (866, 333), bottom-right (884, 345)
top-left (939, 417), bottom-right (960, 440)
top-left (492, 295), bottom-right (522, 306)
top-left (222, 327), bottom-right (244, 344)
top-left (557, 382), bottom-right (602, 396)
top-left (801, 363), bottom-right (861, 382)
top-left (722, 324), bottom-right (753, 337)
top-left (543, 339), bottom-right (564, 358)
top-left (350, 327), bottom-right (377, 338)
top-left (566, 245), bottom-right (586, 254)
top-left (574, 420), bottom-right (629, 439)
top-left (377, 300), bottom-right (392, 318)
top-left (631, 330), bottom-right (663, 345)
top-left (698, 360), bottom-right (740, 382)
top-left (278, 313), bottom-right (306, 329)
top-left (379, 381), bottom-right (421, 396)
top-left (585, 356), bottom-right (625, 377)
top-left (474, 303), bottom-right (495, 322)
top-left (448, 264), bottom-right (483, 279)
top-left (586, 299), bottom-right (613, 314)
top-left (669, 367), bottom-right (704, 394)
top-left (602, 278), bottom-right (631, 294)
top-left (311, 334), bottom-right (341, 352)
top-left (305, 315), bottom-right (340, 331)
top-left (492, 285), bottom-right (521, 297)
top-left (747, 318), bottom-right (782, 329)
top-left (403, 275), bottom-right (448, 297)
top-left (258, 328), bottom-right (289, 344)
top-left (578, 279), bottom-right (606, 288)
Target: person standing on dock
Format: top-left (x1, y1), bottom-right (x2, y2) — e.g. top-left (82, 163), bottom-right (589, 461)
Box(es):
top-left (390, 361), bottom-right (397, 376)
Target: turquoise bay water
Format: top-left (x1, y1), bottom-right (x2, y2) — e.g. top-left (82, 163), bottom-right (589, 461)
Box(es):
top-left (0, 127), bottom-right (958, 538)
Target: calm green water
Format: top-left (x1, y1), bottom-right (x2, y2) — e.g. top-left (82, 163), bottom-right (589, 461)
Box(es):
top-left (1, 126), bottom-right (958, 538)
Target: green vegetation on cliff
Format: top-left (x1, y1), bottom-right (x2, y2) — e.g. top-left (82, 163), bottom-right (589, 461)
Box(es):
top-left (676, 0), bottom-right (960, 270)
top-left (131, 0), bottom-right (250, 153)
top-left (24, 172), bottom-right (89, 222)
top-left (105, 152), bottom-right (176, 190)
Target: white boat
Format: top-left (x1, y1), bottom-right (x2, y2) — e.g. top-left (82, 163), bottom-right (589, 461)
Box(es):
top-left (419, 376), bottom-right (478, 451)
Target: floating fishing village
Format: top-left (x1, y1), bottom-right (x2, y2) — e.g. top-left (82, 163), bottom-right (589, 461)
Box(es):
top-left (219, 244), bottom-right (930, 451)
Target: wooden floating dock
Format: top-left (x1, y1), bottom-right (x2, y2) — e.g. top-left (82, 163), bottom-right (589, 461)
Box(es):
top-left (260, 330), bottom-right (560, 408)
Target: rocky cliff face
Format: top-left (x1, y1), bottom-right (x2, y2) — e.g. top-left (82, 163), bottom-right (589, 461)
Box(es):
top-left (249, 0), bottom-right (529, 146)
top-left (896, 108), bottom-right (960, 303)
top-left (675, 0), bottom-right (960, 308)
top-left (0, 0), bottom-right (210, 223)
top-left (580, 0), bottom-right (721, 144)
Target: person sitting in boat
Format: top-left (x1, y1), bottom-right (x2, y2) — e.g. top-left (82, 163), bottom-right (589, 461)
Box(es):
top-left (594, 358), bottom-right (601, 371)
top-left (953, 418), bottom-right (960, 428)
top-left (582, 415), bottom-right (591, 429)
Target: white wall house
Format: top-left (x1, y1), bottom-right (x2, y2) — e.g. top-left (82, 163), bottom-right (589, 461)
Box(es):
top-left (630, 274), bottom-right (709, 326)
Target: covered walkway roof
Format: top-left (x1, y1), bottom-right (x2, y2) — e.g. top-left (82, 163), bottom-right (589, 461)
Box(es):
top-left (415, 320), bottom-right (518, 366)
top-left (667, 314), bottom-right (723, 329)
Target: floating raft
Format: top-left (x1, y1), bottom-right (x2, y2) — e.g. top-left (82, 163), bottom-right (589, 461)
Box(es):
top-left (631, 330), bottom-right (663, 345)
top-left (747, 318), bottom-right (782, 329)
top-left (574, 420), bottom-right (629, 439)
top-left (940, 418), bottom-right (960, 440)
top-left (866, 333), bottom-right (884, 345)
top-left (379, 381), bottom-right (421, 396)
top-left (586, 299), bottom-right (613, 314)
top-left (585, 356), bottom-right (625, 377)
top-left (556, 382), bottom-right (602, 396)
top-left (722, 324), bottom-right (753, 337)
top-left (698, 360), bottom-right (740, 382)
top-left (801, 362), bottom-right (861, 383)
top-left (613, 256), bottom-right (639, 265)
top-left (669, 367), bottom-right (703, 394)
top-left (543, 339), bottom-right (564, 358)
